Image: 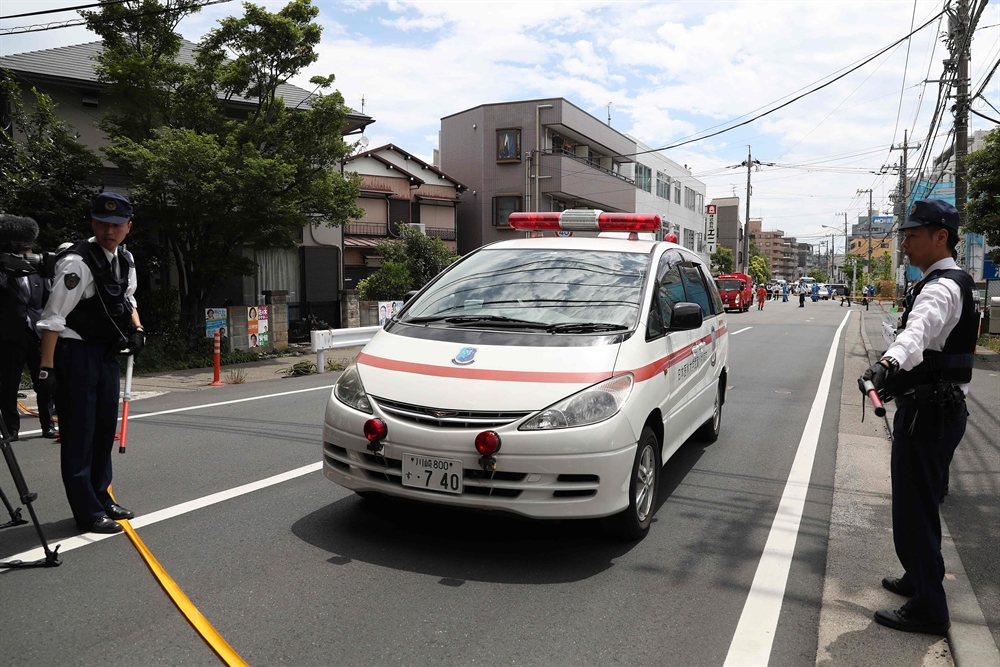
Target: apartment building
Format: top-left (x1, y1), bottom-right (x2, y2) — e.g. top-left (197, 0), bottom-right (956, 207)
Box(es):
top-left (709, 197), bottom-right (743, 268)
top-left (748, 219), bottom-right (797, 281)
top-left (341, 144), bottom-right (464, 290)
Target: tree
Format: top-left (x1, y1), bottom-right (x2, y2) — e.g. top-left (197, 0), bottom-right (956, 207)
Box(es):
top-left (711, 246), bottom-right (734, 275)
top-left (749, 238), bottom-right (764, 260)
top-left (358, 225), bottom-right (457, 300)
top-left (748, 255), bottom-right (769, 284)
top-left (0, 71), bottom-right (102, 249)
top-left (83, 0), bottom-right (362, 325)
top-left (872, 250), bottom-right (893, 282)
top-left (965, 126), bottom-right (1000, 247)
top-left (807, 268), bottom-right (828, 283)
top-left (841, 254), bottom-right (864, 293)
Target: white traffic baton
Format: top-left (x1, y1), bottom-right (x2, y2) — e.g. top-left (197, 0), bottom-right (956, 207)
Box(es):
top-left (118, 355), bottom-right (134, 454)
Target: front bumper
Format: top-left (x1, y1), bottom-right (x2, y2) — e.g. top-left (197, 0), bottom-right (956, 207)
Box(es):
top-left (322, 397), bottom-right (638, 519)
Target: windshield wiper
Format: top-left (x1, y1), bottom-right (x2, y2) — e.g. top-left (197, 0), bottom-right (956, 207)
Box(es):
top-left (546, 322), bottom-right (629, 334)
top-left (407, 315), bottom-right (550, 329)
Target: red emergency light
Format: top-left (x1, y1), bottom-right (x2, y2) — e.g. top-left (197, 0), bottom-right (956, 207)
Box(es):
top-left (508, 210), bottom-right (660, 233)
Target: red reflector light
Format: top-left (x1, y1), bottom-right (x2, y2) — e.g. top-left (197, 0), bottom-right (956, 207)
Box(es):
top-left (596, 213), bottom-right (661, 231)
top-left (364, 418), bottom-right (387, 443)
top-left (475, 430), bottom-right (502, 456)
top-left (508, 212), bottom-right (562, 229)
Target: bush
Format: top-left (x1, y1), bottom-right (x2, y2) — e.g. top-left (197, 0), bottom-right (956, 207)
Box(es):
top-left (358, 259), bottom-right (412, 301)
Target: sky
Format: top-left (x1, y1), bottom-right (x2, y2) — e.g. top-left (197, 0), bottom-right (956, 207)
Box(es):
top-left (2, 0), bottom-right (999, 250)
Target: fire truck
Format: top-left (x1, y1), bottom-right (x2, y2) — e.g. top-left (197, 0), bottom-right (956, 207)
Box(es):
top-left (714, 272), bottom-right (752, 313)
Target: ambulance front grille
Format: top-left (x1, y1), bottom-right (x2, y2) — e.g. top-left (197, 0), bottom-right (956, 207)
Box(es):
top-left (372, 397), bottom-right (531, 429)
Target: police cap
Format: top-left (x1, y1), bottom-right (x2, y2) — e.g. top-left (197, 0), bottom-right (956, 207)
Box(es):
top-left (91, 192), bottom-right (133, 225)
top-left (900, 199), bottom-right (959, 232)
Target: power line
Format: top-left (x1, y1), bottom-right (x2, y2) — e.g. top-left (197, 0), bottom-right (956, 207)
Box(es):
top-left (0, 0), bottom-right (232, 35)
top-left (0, 0), bottom-right (131, 20)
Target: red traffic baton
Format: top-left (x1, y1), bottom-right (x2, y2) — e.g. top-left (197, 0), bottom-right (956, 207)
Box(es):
top-left (119, 354), bottom-right (134, 453)
top-left (863, 380), bottom-right (886, 417)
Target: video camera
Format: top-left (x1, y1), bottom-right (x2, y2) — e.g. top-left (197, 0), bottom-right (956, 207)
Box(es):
top-left (0, 214), bottom-right (59, 278)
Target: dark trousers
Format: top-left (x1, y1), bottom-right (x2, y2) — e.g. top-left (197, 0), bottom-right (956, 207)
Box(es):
top-left (0, 327), bottom-right (55, 435)
top-left (55, 339), bottom-right (120, 524)
top-left (891, 403), bottom-right (967, 623)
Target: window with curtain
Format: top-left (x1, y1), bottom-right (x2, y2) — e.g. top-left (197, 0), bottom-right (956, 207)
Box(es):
top-left (242, 247), bottom-right (301, 305)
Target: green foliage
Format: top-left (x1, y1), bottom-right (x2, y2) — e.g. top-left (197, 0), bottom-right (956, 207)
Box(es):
top-left (357, 260), bottom-right (412, 301)
top-left (0, 71), bottom-right (102, 249)
top-left (749, 238), bottom-right (764, 260)
top-left (710, 246), bottom-right (735, 275)
top-left (82, 0), bottom-right (362, 325)
top-left (965, 126), bottom-right (1000, 247)
top-left (979, 333), bottom-right (1000, 354)
top-left (747, 255), bottom-right (769, 284)
top-left (807, 268), bottom-right (828, 283)
top-left (871, 251), bottom-right (893, 282)
top-left (840, 254), bottom-right (865, 293)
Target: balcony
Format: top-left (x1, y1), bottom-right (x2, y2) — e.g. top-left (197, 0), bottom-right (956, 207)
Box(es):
top-left (426, 226), bottom-right (456, 241)
top-left (538, 152), bottom-right (636, 212)
top-left (345, 222), bottom-right (388, 236)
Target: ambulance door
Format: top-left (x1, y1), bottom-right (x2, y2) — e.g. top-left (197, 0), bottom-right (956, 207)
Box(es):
top-left (649, 249), bottom-right (698, 459)
top-left (678, 259), bottom-right (720, 427)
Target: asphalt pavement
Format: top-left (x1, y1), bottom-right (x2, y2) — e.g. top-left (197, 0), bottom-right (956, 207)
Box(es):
top-left (1, 298), bottom-right (996, 667)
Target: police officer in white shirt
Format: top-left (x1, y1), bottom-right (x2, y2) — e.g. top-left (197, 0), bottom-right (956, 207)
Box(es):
top-left (36, 193), bottom-right (145, 534)
top-left (858, 199), bottom-right (977, 635)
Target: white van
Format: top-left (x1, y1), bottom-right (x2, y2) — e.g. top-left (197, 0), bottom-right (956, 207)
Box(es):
top-left (322, 211), bottom-right (729, 539)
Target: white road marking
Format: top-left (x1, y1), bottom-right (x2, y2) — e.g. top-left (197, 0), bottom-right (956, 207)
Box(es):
top-left (1, 462), bottom-right (322, 571)
top-left (19, 384), bottom-right (337, 437)
top-left (724, 310), bottom-right (852, 667)
top-left (730, 327), bottom-right (753, 336)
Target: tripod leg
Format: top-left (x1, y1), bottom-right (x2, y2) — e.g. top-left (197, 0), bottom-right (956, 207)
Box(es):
top-left (0, 422), bottom-right (61, 567)
top-left (0, 481), bottom-right (28, 528)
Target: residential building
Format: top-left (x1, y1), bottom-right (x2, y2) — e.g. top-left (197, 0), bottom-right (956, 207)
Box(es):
top-left (848, 237), bottom-right (893, 259)
top-left (748, 219), bottom-right (797, 281)
top-left (0, 39), bottom-right (374, 329)
top-left (798, 242), bottom-right (817, 276)
top-left (709, 197), bottom-right (743, 267)
top-left (341, 144), bottom-right (465, 290)
top-left (439, 98), bottom-right (638, 254)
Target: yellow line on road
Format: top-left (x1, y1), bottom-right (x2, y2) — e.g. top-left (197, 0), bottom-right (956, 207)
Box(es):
top-left (110, 489), bottom-right (249, 667)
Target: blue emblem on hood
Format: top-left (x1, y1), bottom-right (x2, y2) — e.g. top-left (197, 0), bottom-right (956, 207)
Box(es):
top-left (452, 347), bottom-right (477, 365)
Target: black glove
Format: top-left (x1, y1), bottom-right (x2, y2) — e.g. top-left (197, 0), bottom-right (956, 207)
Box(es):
top-left (126, 328), bottom-right (145, 356)
top-left (34, 367), bottom-right (56, 394)
top-left (858, 359), bottom-right (896, 395)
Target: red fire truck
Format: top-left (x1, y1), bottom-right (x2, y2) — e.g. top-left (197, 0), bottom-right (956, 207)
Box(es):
top-left (714, 272), bottom-right (752, 313)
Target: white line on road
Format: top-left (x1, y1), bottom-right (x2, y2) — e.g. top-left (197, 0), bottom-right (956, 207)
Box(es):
top-left (724, 310), bottom-right (853, 667)
top-left (1, 462), bottom-right (322, 571)
top-left (19, 384), bottom-right (337, 436)
top-left (730, 326), bottom-right (753, 336)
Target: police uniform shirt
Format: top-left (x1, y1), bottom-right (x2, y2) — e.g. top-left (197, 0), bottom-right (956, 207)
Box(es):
top-left (883, 257), bottom-right (969, 394)
top-left (36, 238), bottom-right (137, 340)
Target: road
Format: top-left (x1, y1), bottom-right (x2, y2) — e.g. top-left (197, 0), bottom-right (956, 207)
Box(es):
top-left (0, 300), bottom-right (991, 666)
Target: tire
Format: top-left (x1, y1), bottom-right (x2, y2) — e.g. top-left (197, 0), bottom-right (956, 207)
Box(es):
top-left (694, 380), bottom-right (723, 443)
top-left (606, 426), bottom-right (660, 541)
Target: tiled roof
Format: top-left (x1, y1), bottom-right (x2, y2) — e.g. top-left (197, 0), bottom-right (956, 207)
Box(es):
top-left (0, 38), bottom-right (313, 108)
top-left (344, 236), bottom-right (385, 248)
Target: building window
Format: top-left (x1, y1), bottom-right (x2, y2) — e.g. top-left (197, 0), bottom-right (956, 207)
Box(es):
top-left (493, 195), bottom-right (522, 227)
top-left (696, 232), bottom-right (704, 252)
top-left (683, 228), bottom-right (695, 251)
top-left (656, 171), bottom-right (671, 200)
top-left (635, 163), bottom-right (652, 193)
top-left (684, 187), bottom-right (697, 211)
top-left (496, 128), bottom-right (521, 163)
top-left (674, 181), bottom-right (681, 204)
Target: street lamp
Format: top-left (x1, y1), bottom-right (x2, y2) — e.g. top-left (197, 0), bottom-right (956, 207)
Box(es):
top-left (822, 224), bottom-right (847, 282)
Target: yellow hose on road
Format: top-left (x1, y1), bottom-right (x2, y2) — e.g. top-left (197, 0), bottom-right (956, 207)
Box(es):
top-left (16, 400), bottom-right (58, 422)
top-left (109, 488), bottom-right (249, 667)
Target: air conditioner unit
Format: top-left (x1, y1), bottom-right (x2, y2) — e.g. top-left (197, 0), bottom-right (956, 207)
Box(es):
top-left (407, 223), bottom-right (426, 234)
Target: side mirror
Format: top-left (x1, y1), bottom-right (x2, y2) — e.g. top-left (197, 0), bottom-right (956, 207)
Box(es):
top-left (403, 290), bottom-right (419, 304)
top-left (668, 302), bottom-right (703, 331)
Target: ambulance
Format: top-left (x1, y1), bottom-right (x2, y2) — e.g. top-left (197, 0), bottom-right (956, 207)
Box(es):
top-left (322, 210), bottom-right (729, 539)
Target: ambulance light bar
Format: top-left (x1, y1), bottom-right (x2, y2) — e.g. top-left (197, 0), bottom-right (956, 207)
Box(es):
top-left (508, 210), bottom-right (660, 232)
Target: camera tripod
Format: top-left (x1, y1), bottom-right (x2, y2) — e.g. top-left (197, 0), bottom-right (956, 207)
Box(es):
top-left (0, 419), bottom-right (61, 568)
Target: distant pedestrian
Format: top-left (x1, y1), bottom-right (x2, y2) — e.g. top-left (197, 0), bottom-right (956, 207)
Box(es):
top-left (782, 283), bottom-right (788, 302)
top-left (799, 290), bottom-right (806, 307)
top-left (756, 285), bottom-right (767, 310)
top-left (840, 287), bottom-right (851, 307)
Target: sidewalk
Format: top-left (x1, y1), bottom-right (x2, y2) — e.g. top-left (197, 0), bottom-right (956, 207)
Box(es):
top-left (816, 304), bottom-right (999, 666)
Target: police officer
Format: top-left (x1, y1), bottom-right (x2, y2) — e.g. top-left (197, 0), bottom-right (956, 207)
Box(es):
top-left (858, 199), bottom-right (976, 635)
top-left (0, 216), bottom-right (56, 441)
top-left (36, 193), bottom-right (145, 534)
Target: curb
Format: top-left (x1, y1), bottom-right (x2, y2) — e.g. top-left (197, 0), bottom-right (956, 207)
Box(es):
top-left (861, 308), bottom-right (1000, 667)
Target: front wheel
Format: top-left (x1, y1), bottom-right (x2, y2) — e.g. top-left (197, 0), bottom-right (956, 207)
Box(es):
top-left (606, 426), bottom-right (660, 541)
top-left (694, 380), bottom-right (722, 443)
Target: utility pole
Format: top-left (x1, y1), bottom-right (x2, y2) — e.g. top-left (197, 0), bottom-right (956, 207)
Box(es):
top-left (955, 0), bottom-right (971, 229)
top-left (744, 146), bottom-right (753, 273)
top-left (858, 188), bottom-right (873, 284)
top-left (891, 129), bottom-right (920, 294)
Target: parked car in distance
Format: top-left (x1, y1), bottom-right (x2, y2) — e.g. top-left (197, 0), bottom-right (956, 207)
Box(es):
top-left (816, 284), bottom-right (831, 300)
top-left (827, 283), bottom-right (847, 298)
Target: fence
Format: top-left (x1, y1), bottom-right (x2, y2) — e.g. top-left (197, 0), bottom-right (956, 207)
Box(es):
top-left (310, 326), bottom-right (380, 373)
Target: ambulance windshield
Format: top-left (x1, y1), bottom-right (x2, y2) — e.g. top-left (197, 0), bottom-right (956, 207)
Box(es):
top-left (403, 249), bottom-right (650, 330)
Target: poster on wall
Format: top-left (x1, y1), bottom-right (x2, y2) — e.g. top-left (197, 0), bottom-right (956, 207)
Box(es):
top-left (205, 308), bottom-right (228, 339)
top-left (247, 306), bottom-right (269, 348)
top-left (378, 301), bottom-right (403, 326)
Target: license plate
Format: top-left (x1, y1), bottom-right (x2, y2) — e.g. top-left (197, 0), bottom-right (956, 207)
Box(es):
top-left (402, 454), bottom-right (463, 495)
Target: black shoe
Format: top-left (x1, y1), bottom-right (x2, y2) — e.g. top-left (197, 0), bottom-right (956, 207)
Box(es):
top-left (6, 431), bottom-right (18, 442)
top-left (104, 503), bottom-right (135, 520)
top-left (882, 576), bottom-right (916, 597)
top-left (874, 608), bottom-right (950, 635)
top-left (42, 428), bottom-right (58, 439)
top-left (78, 516), bottom-right (124, 534)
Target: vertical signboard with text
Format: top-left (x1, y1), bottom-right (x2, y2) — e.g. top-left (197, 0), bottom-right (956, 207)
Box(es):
top-left (705, 204), bottom-right (717, 255)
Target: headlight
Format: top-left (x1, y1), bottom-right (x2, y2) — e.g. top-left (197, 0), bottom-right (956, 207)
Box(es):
top-left (520, 374), bottom-right (634, 431)
top-left (334, 364), bottom-right (372, 414)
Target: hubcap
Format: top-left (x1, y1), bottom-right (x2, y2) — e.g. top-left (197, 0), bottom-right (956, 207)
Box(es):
top-left (635, 444), bottom-right (655, 522)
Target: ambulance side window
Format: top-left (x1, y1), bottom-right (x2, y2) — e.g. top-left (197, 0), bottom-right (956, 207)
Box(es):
top-left (680, 264), bottom-right (713, 318)
top-left (701, 265), bottom-right (724, 313)
top-left (647, 252), bottom-right (685, 340)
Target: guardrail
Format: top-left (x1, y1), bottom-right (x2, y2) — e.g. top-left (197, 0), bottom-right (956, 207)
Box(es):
top-left (310, 326), bottom-right (380, 373)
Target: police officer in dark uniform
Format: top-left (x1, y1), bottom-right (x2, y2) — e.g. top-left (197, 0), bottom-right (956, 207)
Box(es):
top-left (0, 215), bottom-right (57, 441)
top-left (36, 193), bottom-right (145, 534)
top-left (858, 199), bottom-right (976, 635)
